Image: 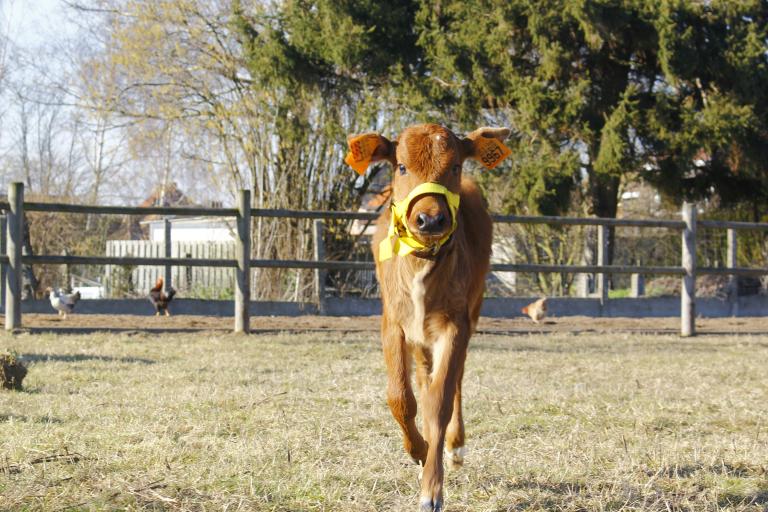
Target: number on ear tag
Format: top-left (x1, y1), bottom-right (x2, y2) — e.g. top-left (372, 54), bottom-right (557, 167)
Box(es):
top-left (345, 134), bottom-right (380, 175)
top-left (475, 137), bottom-right (512, 170)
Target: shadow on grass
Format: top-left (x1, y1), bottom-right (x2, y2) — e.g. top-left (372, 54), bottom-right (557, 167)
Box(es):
top-left (20, 353), bottom-right (155, 365)
top-left (487, 466), bottom-right (768, 511)
top-left (21, 326), bottom-right (376, 336)
top-left (645, 462), bottom-right (767, 479)
top-left (719, 491), bottom-right (768, 508)
top-left (472, 338), bottom-right (768, 354)
top-left (482, 478), bottom-right (588, 511)
top-left (0, 413), bottom-right (63, 423)
top-left (478, 328), bottom-right (768, 338)
top-left (23, 327), bottom-right (229, 336)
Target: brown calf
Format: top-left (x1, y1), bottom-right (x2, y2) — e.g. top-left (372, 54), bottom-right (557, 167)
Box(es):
top-left (346, 123), bottom-right (511, 511)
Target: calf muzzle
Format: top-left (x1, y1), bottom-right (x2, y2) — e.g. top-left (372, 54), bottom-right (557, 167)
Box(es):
top-left (378, 182), bottom-right (460, 261)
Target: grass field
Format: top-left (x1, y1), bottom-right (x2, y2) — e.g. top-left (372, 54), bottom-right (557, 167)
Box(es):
top-left (1, 328), bottom-right (767, 511)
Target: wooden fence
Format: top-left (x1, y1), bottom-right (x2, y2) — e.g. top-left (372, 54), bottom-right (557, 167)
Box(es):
top-left (2, 182), bottom-right (768, 335)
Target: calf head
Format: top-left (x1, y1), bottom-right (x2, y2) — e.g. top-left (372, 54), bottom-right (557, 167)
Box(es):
top-left (346, 123), bottom-right (511, 260)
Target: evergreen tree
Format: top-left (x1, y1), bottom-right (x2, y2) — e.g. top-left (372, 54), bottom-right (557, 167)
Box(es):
top-left (266, 0), bottom-right (768, 262)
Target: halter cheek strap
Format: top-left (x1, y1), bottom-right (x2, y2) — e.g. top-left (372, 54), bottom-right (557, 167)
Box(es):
top-left (378, 182), bottom-right (460, 262)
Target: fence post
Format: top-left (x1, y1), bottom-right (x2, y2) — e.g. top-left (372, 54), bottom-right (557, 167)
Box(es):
top-left (0, 215), bottom-right (6, 311)
top-left (235, 189), bottom-right (251, 333)
top-left (5, 183), bottom-right (23, 331)
top-left (726, 228), bottom-right (738, 317)
top-left (630, 273), bottom-right (645, 297)
top-left (61, 249), bottom-right (72, 292)
top-left (596, 224), bottom-right (608, 307)
top-left (313, 220), bottom-right (326, 315)
top-left (681, 202), bottom-right (697, 337)
top-left (164, 218), bottom-right (172, 292)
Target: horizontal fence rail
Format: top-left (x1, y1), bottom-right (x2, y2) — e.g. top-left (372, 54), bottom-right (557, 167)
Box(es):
top-left (697, 219), bottom-right (768, 231)
top-left (252, 208), bottom-right (377, 221)
top-left (2, 199), bottom-right (767, 230)
top-left (3, 182), bottom-right (768, 336)
top-left (24, 255), bottom-right (237, 268)
top-left (697, 267), bottom-right (768, 277)
top-left (490, 214), bottom-right (687, 229)
top-left (16, 256), bottom-right (764, 277)
top-left (490, 264), bottom-right (686, 275)
top-left (22, 202), bottom-right (239, 217)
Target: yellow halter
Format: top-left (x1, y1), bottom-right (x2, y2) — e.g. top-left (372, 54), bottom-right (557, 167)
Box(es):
top-left (378, 182), bottom-right (460, 261)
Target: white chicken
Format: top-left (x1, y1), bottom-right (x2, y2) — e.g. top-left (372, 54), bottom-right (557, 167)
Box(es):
top-left (521, 297), bottom-right (548, 324)
top-left (46, 287), bottom-right (81, 319)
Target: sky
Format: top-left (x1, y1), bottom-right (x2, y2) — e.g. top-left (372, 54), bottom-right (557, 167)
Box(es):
top-left (0, 1), bottom-right (231, 206)
top-left (0, 1), bottom-right (191, 206)
top-left (2, 0), bottom-right (77, 49)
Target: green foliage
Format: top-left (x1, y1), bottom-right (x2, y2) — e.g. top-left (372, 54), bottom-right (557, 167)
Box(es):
top-left (109, 262), bottom-right (137, 298)
top-left (594, 88), bottom-right (638, 179)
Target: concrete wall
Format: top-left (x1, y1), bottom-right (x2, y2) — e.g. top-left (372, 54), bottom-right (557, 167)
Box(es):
top-left (18, 295), bottom-right (768, 318)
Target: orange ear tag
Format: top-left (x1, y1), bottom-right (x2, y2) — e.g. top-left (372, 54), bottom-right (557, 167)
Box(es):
top-left (345, 134), bottom-right (379, 175)
top-left (475, 137), bottom-right (512, 170)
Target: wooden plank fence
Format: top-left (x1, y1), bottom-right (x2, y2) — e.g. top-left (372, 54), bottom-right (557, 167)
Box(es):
top-left (2, 182), bottom-right (768, 335)
top-left (104, 240), bottom-right (236, 296)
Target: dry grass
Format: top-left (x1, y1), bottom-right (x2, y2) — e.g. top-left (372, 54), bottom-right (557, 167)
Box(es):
top-left (1, 329), bottom-right (767, 511)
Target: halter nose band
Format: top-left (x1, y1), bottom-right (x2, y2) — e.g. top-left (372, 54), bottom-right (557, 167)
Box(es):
top-left (378, 182), bottom-right (460, 261)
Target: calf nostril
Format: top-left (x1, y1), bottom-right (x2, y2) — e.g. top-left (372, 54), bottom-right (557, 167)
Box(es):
top-left (415, 212), bottom-right (447, 233)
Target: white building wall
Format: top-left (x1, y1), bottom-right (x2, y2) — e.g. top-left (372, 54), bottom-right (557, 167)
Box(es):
top-left (147, 219), bottom-right (236, 242)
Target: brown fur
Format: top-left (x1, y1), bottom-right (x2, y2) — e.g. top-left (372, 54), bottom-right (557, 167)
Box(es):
top-left (353, 123), bottom-right (509, 511)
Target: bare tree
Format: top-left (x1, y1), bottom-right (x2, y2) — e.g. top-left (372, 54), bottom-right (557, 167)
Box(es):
top-left (68, 0), bottom-right (388, 300)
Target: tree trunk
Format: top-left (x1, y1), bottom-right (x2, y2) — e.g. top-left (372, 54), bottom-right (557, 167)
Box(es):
top-left (589, 174), bottom-right (620, 289)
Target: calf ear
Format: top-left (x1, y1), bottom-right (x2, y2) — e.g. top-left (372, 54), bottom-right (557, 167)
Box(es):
top-left (345, 133), bottom-right (396, 175)
top-left (462, 127), bottom-right (512, 170)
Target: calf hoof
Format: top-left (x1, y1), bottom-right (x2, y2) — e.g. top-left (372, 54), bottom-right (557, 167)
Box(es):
top-left (419, 496), bottom-right (443, 511)
top-left (445, 446), bottom-right (466, 469)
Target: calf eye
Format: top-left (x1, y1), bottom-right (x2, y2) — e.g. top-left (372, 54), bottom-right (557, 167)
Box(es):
top-left (452, 164), bottom-right (461, 176)
top-left (398, 164), bottom-right (407, 176)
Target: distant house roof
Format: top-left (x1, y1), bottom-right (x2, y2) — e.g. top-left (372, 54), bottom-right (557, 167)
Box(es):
top-left (108, 182), bottom-right (196, 241)
top-left (139, 182), bottom-right (192, 208)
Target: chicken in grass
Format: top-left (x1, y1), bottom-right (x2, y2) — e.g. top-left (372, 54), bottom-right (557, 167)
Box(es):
top-left (522, 297), bottom-right (548, 324)
top-left (149, 277), bottom-right (176, 316)
top-left (46, 287), bottom-right (81, 319)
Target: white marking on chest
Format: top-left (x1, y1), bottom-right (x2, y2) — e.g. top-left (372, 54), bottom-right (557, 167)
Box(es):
top-left (430, 330), bottom-right (449, 380)
top-left (404, 263), bottom-right (432, 345)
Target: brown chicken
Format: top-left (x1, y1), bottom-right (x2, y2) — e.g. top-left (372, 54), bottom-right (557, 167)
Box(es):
top-left (521, 297), bottom-right (548, 323)
top-left (149, 277), bottom-right (176, 316)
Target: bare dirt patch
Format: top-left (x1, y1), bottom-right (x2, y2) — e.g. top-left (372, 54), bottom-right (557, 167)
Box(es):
top-left (5, 312), bottom-right (768, 335)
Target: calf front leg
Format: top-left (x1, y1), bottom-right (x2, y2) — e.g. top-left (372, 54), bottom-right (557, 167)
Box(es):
top-left (419, 320), bottom-right (469, 512)
top-left (382, 316), bottom-right (428, 464)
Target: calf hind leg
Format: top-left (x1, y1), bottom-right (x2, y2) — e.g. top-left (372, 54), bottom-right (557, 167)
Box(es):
top-left (412, 345), bottom-right (433, 444)
top-left (445, 364), bottom-right (465, 468)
